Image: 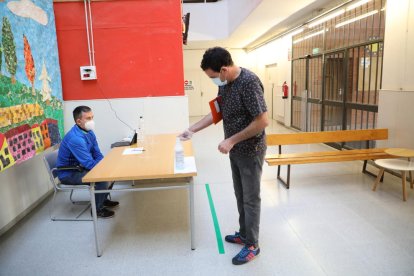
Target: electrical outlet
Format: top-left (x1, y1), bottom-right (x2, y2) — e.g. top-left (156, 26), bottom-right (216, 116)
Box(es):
top-left (80, 66), bottom-right (97, 80)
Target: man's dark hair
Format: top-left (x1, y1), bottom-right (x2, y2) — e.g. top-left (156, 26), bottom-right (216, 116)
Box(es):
top-left (200, 47), bottom-right (234, 72)
top-left (73, 106), bottom-right (92, 122)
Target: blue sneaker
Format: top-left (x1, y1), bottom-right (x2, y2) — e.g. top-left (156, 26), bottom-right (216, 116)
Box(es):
top-left (232, 245), bottom-right (260, 265)
top-left (225, 232), bottom-right (246, 245)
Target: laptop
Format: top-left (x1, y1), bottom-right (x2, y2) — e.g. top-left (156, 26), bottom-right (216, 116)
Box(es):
top-left (110, 131), bottom-right (137, 148)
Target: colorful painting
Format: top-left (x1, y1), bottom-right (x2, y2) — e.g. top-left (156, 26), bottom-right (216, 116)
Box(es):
top-left (31, 123), bottom-right (44, 153)
top-left (0, 0), bottom-right (63, 172)
top-left (0, 132), bottom-right (15, 171)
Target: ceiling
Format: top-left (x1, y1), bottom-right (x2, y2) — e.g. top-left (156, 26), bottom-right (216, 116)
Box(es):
top-left (183, 0), bottom-right (350, 50)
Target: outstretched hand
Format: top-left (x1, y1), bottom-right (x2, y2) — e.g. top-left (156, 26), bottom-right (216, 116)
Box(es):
top-left (178, 128), bottom-right (194, 141)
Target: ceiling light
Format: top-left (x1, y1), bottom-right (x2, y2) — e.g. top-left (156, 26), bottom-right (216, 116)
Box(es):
top-left (346, 0), bottom-right (372, 11)
top-left (290, 28), bottom-right (304, 36)
top-left (304, 30), bottom-right (325, 39)
top-left (335, 10), bottom-right (378, 28)
top-left (293, 38), bottom-right (304, 44)
top-left (293, 29), bottom-right (326, 44)
top-left (308, 9), bottom-right (345, 28)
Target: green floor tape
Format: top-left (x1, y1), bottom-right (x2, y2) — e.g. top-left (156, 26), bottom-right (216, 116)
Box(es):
top-left (205, 183), bottom-right (225, 254)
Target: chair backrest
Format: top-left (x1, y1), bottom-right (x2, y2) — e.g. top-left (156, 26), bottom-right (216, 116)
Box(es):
top-left (43, 149), bottom-right (60, 188)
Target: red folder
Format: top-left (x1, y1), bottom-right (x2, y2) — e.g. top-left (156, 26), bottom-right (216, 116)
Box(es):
top-left (209, 96), bottom-right (222, 124)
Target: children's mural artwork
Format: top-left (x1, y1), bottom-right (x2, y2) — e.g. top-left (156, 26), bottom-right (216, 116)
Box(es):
top-left (0, 0), bottom-right (63, 172)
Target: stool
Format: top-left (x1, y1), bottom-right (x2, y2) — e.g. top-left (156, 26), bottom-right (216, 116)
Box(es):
top-left (372, 159), bottom-right (414, 201)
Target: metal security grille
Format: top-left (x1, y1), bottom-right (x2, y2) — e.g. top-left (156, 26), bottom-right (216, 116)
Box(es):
top-left (291, 0), bottom-right (385, 149)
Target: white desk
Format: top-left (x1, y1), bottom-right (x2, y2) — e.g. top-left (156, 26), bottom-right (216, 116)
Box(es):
top-left (83, 134), bottom-right (197, 257)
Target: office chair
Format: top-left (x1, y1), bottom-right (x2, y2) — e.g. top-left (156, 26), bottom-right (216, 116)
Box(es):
top-left (43, 148), bottom-right (92, 221)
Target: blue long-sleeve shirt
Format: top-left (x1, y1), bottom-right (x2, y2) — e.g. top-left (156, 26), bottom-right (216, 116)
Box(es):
top-left (56, 125), bottom-right (104, 180)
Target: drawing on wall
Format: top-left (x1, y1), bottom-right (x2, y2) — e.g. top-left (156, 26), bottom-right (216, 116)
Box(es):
top-left (0, 0), bottom-right (63, 172)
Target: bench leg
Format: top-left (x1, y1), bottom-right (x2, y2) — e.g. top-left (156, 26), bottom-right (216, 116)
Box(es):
top-left (277, 165), bottom-right (290, 189)
top-left (372, 168), bottom-right (384, 191)
top-left (363, 160), bottom-right (384, 182)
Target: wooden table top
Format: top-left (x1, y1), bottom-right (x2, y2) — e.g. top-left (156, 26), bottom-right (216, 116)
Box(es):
top-left (385, 148), bottom-right (414, 158)
top-left (83, 134), bottom-right (197, 183)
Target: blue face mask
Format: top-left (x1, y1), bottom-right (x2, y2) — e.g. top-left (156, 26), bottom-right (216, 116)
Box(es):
top-left (212, 77), bottom-right (227, 86)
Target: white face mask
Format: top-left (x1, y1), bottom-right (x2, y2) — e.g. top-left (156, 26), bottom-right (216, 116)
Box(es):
top-left (84, 120), bottom-right (95, 131)
top-left (212, 77), bottom-right (227, 86)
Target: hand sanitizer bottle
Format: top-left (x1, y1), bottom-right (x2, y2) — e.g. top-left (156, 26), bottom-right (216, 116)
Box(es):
top-left (175, 137), bottom-right (184, 170)
top-left (138, 116), bottom-right (145, 141)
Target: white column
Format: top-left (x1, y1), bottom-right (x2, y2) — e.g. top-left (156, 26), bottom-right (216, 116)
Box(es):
top-left (377, 0), bottom-right (414, 148)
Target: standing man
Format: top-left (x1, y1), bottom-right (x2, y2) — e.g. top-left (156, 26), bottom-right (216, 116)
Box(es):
top-left (179, 47), bottom-right (268, 265)
top-left (56, 106), bottom-right (119, 219)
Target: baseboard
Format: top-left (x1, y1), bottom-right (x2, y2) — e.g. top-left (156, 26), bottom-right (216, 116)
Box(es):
top-left (0, 189), bottom-right (53, 237)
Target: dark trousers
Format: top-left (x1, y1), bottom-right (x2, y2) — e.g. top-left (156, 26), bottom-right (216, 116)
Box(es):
top-left (230, 151), bottom-right (265, 248)
top-left (60, 171), bottom-right (110, 210)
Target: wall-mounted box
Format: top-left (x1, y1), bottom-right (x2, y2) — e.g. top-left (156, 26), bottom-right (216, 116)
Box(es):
top-left (80, 66), bottom-right (97, 80)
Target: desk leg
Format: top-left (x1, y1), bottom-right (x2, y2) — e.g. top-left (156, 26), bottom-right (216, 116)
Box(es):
top-left (90, 183), bottom-right (102, 257)
top-left (189, 178), bottom-right (195, 250)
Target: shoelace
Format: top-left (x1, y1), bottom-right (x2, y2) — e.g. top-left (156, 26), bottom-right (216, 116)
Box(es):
top-left (238, 246), bottom-right (253, 258)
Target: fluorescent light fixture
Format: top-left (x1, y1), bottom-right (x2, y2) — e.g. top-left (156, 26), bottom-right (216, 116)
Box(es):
top-left (304, 29), bottom-right (325, 40)
top-left (346, 0), bottom-right (372, 11)
top-left (293, 29), bottom-right (325, 44)
top-left (293, 38), bottom-right (304, 44)
top-left (308, 9), bottom-right (345, 28)
top-left (290, 28), bottom-right (304, 36)
top-left (335, 10), bottom-right (378, 28)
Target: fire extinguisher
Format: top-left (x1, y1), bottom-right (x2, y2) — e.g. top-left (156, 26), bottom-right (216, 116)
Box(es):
top-left (282, 81), bottom-right (288, 99)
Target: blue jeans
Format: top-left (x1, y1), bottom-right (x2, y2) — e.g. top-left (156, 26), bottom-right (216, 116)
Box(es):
top-left (60, 170), bottom-right (110, 210)
top-left (229, 151), bottom-right (265, 248)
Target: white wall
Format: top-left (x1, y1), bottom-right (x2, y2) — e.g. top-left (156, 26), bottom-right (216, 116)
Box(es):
top-left (183, 0), bottom-right (261, 42)
top-left (183, 45), bottom-right (293, 123)
top-left (247, 35), bottom-right (293, 126)
top-left (0, 150), bottom-right (54, 235)
top-left (227, 0), bottom-right (262, 34)
top-left (64, 97), bottom-right (189, 154)
top-left (183, 2), bottom-right (229, 40)
top-left (183, 48), bottom-right (254, 117)
top-left (381, 0), bottom-right (414, 92)
top-left (0, 96), bottom-right (188, 235)
top-left (377, 0), bottom-right (414, 148)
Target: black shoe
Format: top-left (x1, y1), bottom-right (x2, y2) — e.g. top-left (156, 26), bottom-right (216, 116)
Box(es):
top-left (103, 199), bottom-right (119, 209)
top-left (91, 208), bottom-right (115, 219)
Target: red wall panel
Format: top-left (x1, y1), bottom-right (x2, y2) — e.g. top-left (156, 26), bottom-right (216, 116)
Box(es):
top-left (54, 0), bottom-right (184, 100)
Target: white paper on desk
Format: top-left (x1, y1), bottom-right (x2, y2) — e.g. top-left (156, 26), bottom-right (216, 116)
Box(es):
top-left (122, 147), bottom-right (144, 155)
top-left (174, 156), bottom-right (197, 174)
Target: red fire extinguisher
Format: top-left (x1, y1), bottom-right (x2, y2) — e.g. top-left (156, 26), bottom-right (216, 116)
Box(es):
top-left (282, 81), bottom-right (288, 99)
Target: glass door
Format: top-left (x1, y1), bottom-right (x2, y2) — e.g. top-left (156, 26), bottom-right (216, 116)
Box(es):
top-left (291, 55), bottom-right (323, 132)
top-left (322, 51), bottom-right (346, 131)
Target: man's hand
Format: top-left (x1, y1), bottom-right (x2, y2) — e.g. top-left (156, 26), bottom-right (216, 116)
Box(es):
top-left (218, 139), bottom-right (235, 154)
top-left (178, 128), bottom-right (194, 141)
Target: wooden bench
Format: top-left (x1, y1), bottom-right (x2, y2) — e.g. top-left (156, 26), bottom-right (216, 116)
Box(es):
top-left (265, 128), bottom-right (393, 189)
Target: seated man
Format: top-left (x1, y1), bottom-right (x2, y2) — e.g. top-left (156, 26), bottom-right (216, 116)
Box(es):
top-left (56, 105), bottom-right (119, 218)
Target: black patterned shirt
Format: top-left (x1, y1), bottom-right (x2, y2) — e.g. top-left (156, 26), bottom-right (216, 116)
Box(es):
top-left (217, 67), bottom-right (267, 157)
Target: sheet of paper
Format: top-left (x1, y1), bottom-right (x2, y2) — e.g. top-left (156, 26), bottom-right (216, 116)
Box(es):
top-left (122, 147), bottom-right (144, 155)
top-left (174, 156), bottom-right (197, 174)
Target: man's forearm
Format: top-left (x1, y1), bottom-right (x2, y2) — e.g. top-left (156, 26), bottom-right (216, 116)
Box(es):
top-left (189, 113), bottom-right (214, 133)
top-left (229, 112), bottom-right (268, 145)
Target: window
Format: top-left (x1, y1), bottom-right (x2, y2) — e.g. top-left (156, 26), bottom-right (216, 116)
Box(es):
top-left (291, 0), bottom-right (385, 141)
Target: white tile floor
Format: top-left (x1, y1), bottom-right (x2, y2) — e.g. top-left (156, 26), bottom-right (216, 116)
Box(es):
top-left (1, 118), bottom-right (414, 276)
